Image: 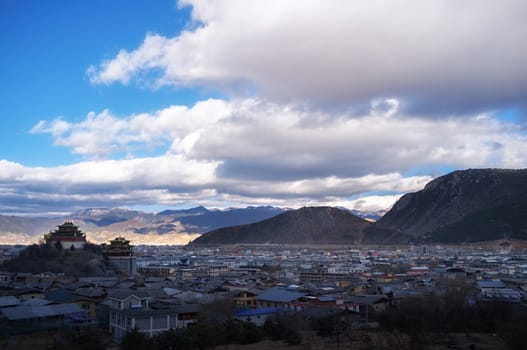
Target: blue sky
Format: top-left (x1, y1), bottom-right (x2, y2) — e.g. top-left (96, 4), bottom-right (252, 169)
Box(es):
top-left (0, 0), bottom-right (526, 219)
top-left (1, 0), bottom-right (194, 165)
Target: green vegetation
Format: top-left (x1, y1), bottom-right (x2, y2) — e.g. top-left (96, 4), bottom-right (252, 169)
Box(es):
top-left (119, 319), bottom-right (271, 350)
top-left (379, 294), bottom-right (527, 350)
top-left (1, 242), bottom-right (108, 276)
top-left (428, 201), bottom-right (527, 242)
top-left (263, 318), bottom-right (302, 345)
top-left (117, 311), bottom-right (304, 350)
top-left (49, 327), bottom-right (109, 350)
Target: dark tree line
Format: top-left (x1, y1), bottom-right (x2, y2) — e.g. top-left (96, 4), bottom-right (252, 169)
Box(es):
top-left (379, 291), bottom-right (527, 350)
top-left (119, 318), bottom-right (302, 350)
top-left (1, 241), bottom-right (107, 276)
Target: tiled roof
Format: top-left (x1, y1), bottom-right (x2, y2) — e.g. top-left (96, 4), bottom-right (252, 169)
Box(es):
top-left (255, 287), bottom-right (307, 303)
top-left (477, 280), bottom-right (506, 289)
top-left (45, 289), bottom-right (80, 303)
top-left (0, 303), bottom-right (83, 321)
top-left (107, 289), bottom-right (150, 300)
top-left (0, 295), bottom-right (18, 307)
top-left (116, 303), bottom-right (200, 317)
top-left (236, 307), bottom-right (283, 317)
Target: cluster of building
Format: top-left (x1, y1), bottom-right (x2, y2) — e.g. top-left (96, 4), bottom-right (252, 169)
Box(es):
top-left (1, 222), bottom-right (527, 344)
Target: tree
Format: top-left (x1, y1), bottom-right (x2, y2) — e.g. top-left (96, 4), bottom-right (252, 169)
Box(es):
top-left (264, 317), bottom-right (302, 345)
top-left (200, 298), bottom-right (237, 323)
top-left (186, 321), bottom-right (224, 350)
top-left (151, 329), bottom-right (178, 350)
top-left (121, 327), bottom-right (152, 350)
top-left (72, 327), bottom-right (107, 350)
top-left (284, 329), bottom-right (302, 346)
top-left (54, 240), bottom-right (63, 251)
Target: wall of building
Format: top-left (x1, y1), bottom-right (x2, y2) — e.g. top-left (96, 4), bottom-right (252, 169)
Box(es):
top-left (108, 256), bottom-right (137, 276)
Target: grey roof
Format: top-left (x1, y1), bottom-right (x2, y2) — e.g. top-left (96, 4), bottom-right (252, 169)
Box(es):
top-left (145, 277), bottom-right (168, 283)
top-left (45, 289), bottom-right (80, 303)
top-left (20, 298), bottom-right (53, 306)
top-left (477, 280), bottom-right (506, 289)
top-left (0, 296), bottom-right (19, 307)
top-left (116, 303), bottom-right (201, 318)
top-left (0, 303), bottom-right (82, 321)
top-left (163, 287), bottom-right (183, 296)
top-left (12, 288), bottom-right (43, 296)
top-left (108, 289), bottom-right (150, 300)
top-left (64, 281), bottom-right (91, 290)
top-left (344, 295), bottom-right (389, 305)
top-left (255, 287), bottom-right (307, 303)
top-left (79, 276), bottom-right (119, 283)
top-left (318, 296), bottom-right (336, 302)
top-left (144, 287), bottom-right (171, 299)
top-left (74, 287), bottom-right (106, 298)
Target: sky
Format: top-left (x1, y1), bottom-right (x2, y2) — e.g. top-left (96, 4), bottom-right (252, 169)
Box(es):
top-left (1, 0), bottom-right (526, 217)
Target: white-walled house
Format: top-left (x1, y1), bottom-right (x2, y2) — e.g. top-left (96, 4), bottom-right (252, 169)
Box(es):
top-left (107, 290), bottom-right (199, 342)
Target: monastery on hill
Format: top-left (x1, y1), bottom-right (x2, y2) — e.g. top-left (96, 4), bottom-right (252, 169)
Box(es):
top-left (45, 220), bottom-right (87, 249)
top-left (103, 236), bottom-right (137, 276)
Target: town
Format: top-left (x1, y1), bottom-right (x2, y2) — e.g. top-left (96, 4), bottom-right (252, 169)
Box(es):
top-left (0, 221), bottom-right (526, 349)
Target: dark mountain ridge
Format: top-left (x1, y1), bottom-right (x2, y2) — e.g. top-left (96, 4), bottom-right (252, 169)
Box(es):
top-left (192, 169), bottom-right (527, 245)
top-left (374, 168), bottom-right (527, 243)
top-left (190, 206), bottom-right (372, 245)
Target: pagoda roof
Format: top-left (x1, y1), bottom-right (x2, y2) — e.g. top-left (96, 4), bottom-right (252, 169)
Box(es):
top-left (109, 236), bottom-right (130, 244)
top-left (47, 221), bottom-right (86, 240)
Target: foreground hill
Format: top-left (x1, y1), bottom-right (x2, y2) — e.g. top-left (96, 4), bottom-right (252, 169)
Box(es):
top-left (374, 168), bottom-right (527, 243)
top-left (190, 206), bottom-right (372, 245)
top-left (1, 243), bottom-right (108, 276)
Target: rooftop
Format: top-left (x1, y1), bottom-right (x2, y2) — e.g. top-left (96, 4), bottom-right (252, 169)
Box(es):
top-left (255, 287), bottom-right (307, 303)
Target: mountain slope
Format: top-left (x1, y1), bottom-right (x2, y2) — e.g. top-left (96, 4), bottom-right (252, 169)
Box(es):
top-left (425, 201), bottom-right (527, 243)
top-left (375, 168), bottom-right (527, 242)
top-left (166, 206), bottom-right (286, 232)
top-left (190, 206), bottom-right (372, 245)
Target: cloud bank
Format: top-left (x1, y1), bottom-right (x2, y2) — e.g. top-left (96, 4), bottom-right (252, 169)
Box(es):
top-left (16, 97), bottom-right (527, 215)
top-left (88, 0), bottom-right (527, 112)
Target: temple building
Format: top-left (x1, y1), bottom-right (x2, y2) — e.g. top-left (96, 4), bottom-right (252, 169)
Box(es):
top-left (104, 237), bottom-right (137, 276)
top-left (45, 220), bottom-right (87, 250)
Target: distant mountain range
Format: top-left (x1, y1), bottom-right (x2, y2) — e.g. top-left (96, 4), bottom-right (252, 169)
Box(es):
top-left (193, 168), bottom-right (527, 245)
top-left (0, 206), bottom-right (288, 245)
top-left (2, 168), bottom-right (525, 246)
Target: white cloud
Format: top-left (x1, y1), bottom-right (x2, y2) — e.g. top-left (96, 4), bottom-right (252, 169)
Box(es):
top-left (215, 173), bottom-right (431, 199)
top-left (17, 97), bottom-right (527, 217)
top-left (30, 118), bottom-right (71, 136)
top-left (33, 98), bottom-right (527, 177)
top-left (16, 155), bottom-right (218, 187)
top-left (30, 99), bottom-right (232, 159)
top-left (337, 195), bottom-right (405, 213)
top-left (178, 99), bottom-right (527, 180)
top-left (87, 0), bottom-right (527, 111)
top-left (86, 34), bottom-right (172, 86)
